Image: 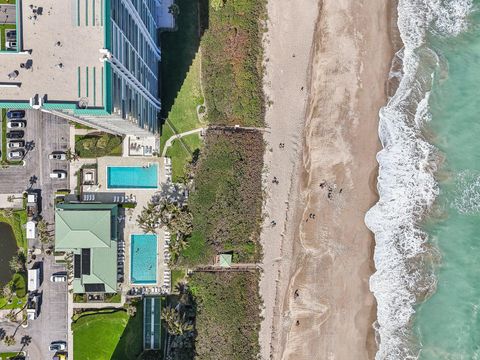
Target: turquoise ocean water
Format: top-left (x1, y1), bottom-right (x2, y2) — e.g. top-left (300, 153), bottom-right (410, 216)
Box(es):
top-left (365, 0), bottom-right (479, 358)
top-left (414, 4), bottom-right (480, 359)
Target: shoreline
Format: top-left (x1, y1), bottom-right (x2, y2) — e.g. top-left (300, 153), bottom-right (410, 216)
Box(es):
top-left (261, 0), bottom-right (399, 359)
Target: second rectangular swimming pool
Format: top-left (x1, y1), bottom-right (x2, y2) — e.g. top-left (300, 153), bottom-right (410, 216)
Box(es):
top-left (107, 164), bottom-right (158, 189)
top-left (130, 234), bottom-right (157, 284)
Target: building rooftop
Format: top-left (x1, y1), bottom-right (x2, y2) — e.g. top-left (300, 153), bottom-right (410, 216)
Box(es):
top-left (0, 0), bottom-right (104, 106)
top-left (55, 203), bottom-right (118, 293)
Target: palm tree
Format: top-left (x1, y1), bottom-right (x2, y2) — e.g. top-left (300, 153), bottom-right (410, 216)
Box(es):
top-left (37, 219), bottom-right (50, 244)
top-left (126, 303), bottom-right (137, 317)
top-left (170, 211), bottom-right (193, 237)
top-left (9, 257), bottom-right (23, 273)
top-left (161, 306), bottom-right (193, 336)
top-left (65, 148), bottom-right (79, 162)
top-left (2, 284), bottom-right (13, 300)
top-left (20, 335), bottom-right (31, 350)
top-left (5, 310), bottom-right (16, 323)
top-left (168, 236), bottom-right (188, 264)
top-left (2, 208), bottom-right (13, 217)
top-left (137, 202), bottom-right (159, 233)
top-left (9, 249), bottom-right (26, 273)
top-left (3, 335), bottom-right (16, 347)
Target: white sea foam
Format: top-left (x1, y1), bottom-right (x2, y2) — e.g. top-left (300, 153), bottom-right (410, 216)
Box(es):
top-left (365, 0), bottom-right (473, 359)
top-left (453, 170), bottom-right (480, 215)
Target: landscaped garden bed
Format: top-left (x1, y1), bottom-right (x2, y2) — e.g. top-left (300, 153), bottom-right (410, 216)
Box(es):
top-left (75, 133), bottom-right (123, 158)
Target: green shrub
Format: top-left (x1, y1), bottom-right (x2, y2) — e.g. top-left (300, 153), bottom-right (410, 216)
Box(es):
top-left (182, 130), bottom-right (264, 265)
top-left (75, 134), bottom-right (123, 158)
top-left (190, 272), bottom-right (261, 359)
top-left (12, 273), bottom-right (26, 298)
top-left (201, 0), bottom-right (266, 126)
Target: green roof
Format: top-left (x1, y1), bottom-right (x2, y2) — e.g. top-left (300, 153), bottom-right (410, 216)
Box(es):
top-left (55, 203), bottom-right (118, 293)
top-left (218, 254), bottom-right (232, 267)
top-left (55, 210), bottom-right (111, 249)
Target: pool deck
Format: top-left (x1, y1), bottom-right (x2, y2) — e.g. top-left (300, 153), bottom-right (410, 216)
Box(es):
top-left (94, 156), bottom-right (168, 291)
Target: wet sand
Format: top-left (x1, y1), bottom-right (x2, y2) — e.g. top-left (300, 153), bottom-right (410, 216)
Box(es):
top-left (261, 0), bottom-right (397, 359)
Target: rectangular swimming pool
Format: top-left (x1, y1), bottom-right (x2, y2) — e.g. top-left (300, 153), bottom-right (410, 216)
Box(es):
top-left (130, 234), bottom-right (157, 284)
top-left (107, 164), bottom-right (158, 189)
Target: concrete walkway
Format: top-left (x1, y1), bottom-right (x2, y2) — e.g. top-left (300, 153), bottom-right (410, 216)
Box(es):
top-left (71, 302), bottom-right (124, 309)
top-left (161, 128), bottom-right (204, 157)
top-left (161, 124), bottom-right (270, 157)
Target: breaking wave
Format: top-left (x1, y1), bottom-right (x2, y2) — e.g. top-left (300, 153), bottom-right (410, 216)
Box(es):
top-left (365, 0), bottom-right (473, 359)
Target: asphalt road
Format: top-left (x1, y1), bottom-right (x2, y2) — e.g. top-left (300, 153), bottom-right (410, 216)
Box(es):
top-left (0, 110), bottom-right (70, 240)
top-left (0, 4), bottom-right (16, 25)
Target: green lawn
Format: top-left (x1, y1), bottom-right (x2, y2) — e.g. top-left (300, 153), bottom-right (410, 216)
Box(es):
top-left (0, 24), bottom-right (16, 52)
top-left (0, 209), bottom-right (28, 251)
top-left (75, 134), bottom-right (123, 158)
top-left (0, 352), bottom-right (23, 360)
top-left (1, 109), bottom-right (6, 162)
top-left (71, 122), bottom-right (95, 130)
top-left (105, 292), bottom-right (122, 303)
top-left (160, 54), bottom-right (204, 155)
top-left (73, 306), bottom-right (143, 360)
top-left (0, 294), bottom-right (26, 310)
top-left (0, 274), bottom-right (27, 310)
top-left (159, 0), bottom-right (204, 119)
top-left (171, 269), bottom-right (186, 292)
top-left (159, 0), bottom-right (206, 162)
top-left (0, 207), bottom-right (27, 310)
top-left (165, 132), bottom-right (203, 182)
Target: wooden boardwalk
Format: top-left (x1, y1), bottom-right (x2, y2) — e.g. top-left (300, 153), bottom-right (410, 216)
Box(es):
top-left (193, 263), bottom-right (262, 273)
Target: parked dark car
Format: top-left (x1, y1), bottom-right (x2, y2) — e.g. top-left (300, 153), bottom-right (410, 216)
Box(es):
top-left (6, 130), bottom-right (24, 139)
top-left (6, 110), bottom-right (25, 119)
top-left (6, 30), bottom-right (16, 40)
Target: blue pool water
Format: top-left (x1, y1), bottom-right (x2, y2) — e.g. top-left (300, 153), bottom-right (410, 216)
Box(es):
top-left (130, 234), bottom-right (157, 284)
top-left (107, 164), bottom-right (158, 189)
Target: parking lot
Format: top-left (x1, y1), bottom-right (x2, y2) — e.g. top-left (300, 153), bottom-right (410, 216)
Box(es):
top-left (28, 257), bottom-right (68, 359)
top-left (0, 110), bottom-right (70, 227)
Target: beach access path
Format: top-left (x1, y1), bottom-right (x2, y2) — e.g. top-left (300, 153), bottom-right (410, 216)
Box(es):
top-left (262, 0), bottom-right (396, 359)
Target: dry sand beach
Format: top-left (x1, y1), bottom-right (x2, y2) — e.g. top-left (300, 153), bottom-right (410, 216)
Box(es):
top-left (261, 0), bottom-right (396, 359)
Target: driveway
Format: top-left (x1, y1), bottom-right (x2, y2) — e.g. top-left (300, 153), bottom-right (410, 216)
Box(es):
top-left (0, 110), bottom-right (70, 240)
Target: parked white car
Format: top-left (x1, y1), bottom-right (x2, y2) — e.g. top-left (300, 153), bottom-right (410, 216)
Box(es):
top-left (8, 140), bottom-right (25, 149)
top-left (50, 274), bottom-right (67, 282)
top-left (49, 341), bottom-right (66, 351)
top-left (49, 170), bottom-right (67, 179)
top-left (5, 40), bottom-right (16, 50)
top-left (8, 150), bottom-right (25, 160)
top-left (7, 121), bottom-right (26, 129)
top-left (49, 152), bottom-right (67, 160)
